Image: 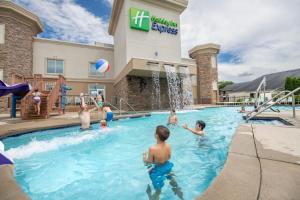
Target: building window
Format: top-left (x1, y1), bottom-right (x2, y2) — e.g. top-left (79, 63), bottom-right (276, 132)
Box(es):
top-left (89, 63), bottom-right (105, 78)
top-left (47, 59), bottom-right (64, 74)
top-left (45, 82), bottom-right (55, 91)
top-left (0, 24), bottom-right (5, 44)
top-left (89, 84), bottom-right (105, 99)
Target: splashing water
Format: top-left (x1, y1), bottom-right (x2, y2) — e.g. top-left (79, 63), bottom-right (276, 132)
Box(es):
top-left (148, 63), bottom-right (161, 110)
top-left (179, 66), bottom-right (194, 109)
top-left (164, 65), bottom-right (182, 110)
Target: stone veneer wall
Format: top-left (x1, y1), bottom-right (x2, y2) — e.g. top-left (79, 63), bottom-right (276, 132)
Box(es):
top-left (114, 75), bottom-right (171, 111)
top-left (0, 13), bottom-right (36, 112)
top-left (195, 53), bottom-right (218, 104)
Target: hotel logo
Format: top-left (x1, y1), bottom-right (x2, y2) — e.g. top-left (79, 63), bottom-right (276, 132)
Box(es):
top-left (130, 8), bottom-right (150, 32)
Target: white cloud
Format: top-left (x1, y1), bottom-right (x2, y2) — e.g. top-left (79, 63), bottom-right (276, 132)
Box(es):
top-left (104, 0), bottom-right (113, 6)
top-left (14, 0), bottom-right (113, 44)
top-left (181, 0), bottom-right (300, 82)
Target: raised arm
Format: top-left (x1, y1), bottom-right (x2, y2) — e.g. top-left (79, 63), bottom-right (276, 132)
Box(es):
top-left (182, 124), bottom-right (204, 136)
top-left (90, 97), bottom-right (99, 108)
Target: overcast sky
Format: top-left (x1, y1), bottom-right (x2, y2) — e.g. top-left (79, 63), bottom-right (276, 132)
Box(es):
top-left (14, 0), bottom-right (300, 83)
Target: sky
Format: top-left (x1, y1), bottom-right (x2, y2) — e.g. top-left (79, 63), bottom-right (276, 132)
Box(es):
top-left (13, 0), bottom-right (300, 83)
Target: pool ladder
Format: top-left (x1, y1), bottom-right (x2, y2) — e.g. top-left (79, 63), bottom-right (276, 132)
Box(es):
top-left (246, 87), bottom-right (300, 122)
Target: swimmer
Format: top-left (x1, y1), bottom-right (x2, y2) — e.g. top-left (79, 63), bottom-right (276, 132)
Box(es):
top-left (167, 109), bottom-right (178, 125)
top-left (100, 120), bottom-right (107, 128)
top-left (79, 104), bottom-right (97, 130)
top-left (182, 120), bottom-right (206, 136)
top-left (97, 94), bottom-right (104, 109)
top-left (143, 125), bottom-right (184, 200)
top-left (239, 106), bottom-right (245, 113)
top-left (102, 103), bottom-right (113, 122)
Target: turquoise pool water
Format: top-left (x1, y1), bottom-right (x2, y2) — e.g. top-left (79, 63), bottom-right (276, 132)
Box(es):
top-left (1, 107), bottom-right (284, 199)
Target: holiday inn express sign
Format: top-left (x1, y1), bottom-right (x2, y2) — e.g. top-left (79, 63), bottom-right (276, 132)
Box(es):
top-left (129, 7), bottom-right (178, 35)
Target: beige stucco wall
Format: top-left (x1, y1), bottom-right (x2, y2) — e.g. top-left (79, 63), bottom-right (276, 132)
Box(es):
top-left (113, 0), bottom-right (183, 78)
top-left (33, 38), bottom-right (115, 80)
top-left (125, 0), bottom-right (182, 62)
top-left (113, 5), bottom-right (128, 78)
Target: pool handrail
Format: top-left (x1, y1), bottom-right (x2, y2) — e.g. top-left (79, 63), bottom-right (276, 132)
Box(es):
top-left (246, 87), bottom-right (300, 122)
top-left (119, 98), bottom-right (136, 115)
top-left (246, 90), bottom-right (290, 118)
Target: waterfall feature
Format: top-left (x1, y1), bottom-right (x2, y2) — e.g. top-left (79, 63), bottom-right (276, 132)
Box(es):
top-left (179, 66), bottom-right (194, 109)
top-left (148, 63), bottom-right (161, 110)
top-left (164, 65), bottom-right (182, 110)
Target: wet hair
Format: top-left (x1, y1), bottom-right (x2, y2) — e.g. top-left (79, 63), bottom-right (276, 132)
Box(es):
top-left (171, 109), bottom-right (176, 113)
top-left (196, 120), bottom-right (206, 130)
top-left (156, 125), bottom-right (170, 141)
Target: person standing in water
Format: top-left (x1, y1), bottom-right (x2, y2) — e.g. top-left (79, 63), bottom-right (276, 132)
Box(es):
top-left (167, 109), bottom-right (178, 125)
top-left (182, 120), bottom-right (206, 136)
top-left (78, 96), bottom-right (98, 130)
top-left (143, 125), bottom-right (184, 200)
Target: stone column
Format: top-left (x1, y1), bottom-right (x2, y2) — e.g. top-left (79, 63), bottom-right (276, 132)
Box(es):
top-left (189, 43), bottom-right (220, 104)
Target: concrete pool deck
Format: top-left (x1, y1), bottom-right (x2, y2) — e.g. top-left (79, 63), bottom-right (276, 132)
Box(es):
top-left (198, 123), bottom-right (300, 200)
top-left (0, 112), bottom-right (150, 139)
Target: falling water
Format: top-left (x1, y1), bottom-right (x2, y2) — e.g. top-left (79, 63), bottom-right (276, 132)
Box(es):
top-left (164, 65), bottom-right (182, 110)
top-left (179, 66), bottom-right (194, 109)
top-left (148, 64), bottom-right (161, 110)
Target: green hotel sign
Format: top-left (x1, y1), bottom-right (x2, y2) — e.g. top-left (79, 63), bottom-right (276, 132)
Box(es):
top-left (130, 7), bottom-right (150, 32)
top-left (129, 7), bottom-right (178, 35)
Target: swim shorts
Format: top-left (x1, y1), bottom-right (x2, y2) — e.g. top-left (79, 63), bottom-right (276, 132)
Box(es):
top-left (149, 161), bottom-right (173, 190)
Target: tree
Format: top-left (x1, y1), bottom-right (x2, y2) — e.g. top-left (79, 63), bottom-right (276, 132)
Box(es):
top-left (218, 81), bottom-right (234, 91)
top-left (285, 76), bottom-right (300, 95)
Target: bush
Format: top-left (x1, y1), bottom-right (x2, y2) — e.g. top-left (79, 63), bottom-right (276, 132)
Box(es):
top-left (285, 76), bottom-right (300, 95)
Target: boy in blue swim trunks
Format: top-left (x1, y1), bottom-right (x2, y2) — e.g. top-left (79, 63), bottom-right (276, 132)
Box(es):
top-left (143, 125), bottom-right (183, 200)
top-left (102, 103), bottom-right (113, 122)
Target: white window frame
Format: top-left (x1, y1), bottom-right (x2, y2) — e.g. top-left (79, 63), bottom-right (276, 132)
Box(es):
top-left (88, 84), bottom-right (106, 99)
top-left (46, 58), bottom-right (64, 75)
top-left (0, 24), bottom-right (4, 44)
top-left (88, 62), bottom-right (105, 78)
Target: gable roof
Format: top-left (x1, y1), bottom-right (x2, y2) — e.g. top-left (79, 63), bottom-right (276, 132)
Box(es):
top-left (223, 68), bottom-right (300, 92)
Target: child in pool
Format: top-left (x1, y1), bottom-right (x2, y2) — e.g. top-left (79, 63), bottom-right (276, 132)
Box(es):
top-left (100, 120), bottom-right (107, 128)
top-left (102, 103), bottom-right (113, 122)
top-left (79, 104), bottom-right (97, 130)
top-left (167, 109), bottom-right (178, 125)
top-left (143, 125), bottom-right (183, 200)
top-left (97, 94), bottom-right (104, 110)
top-left (182, 120), bottom-right (206, 136)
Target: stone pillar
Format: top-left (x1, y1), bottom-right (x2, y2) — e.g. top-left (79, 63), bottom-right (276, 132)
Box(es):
top-left (189, 43), bottom-right (220, 104)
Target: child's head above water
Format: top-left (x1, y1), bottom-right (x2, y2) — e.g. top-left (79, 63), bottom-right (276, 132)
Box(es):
top-left (155, 125), bottom-right (170, 142)
top-left (170, 109), bottom-right (176, 115)
top-left (196, 120), bottom-right (206, 130)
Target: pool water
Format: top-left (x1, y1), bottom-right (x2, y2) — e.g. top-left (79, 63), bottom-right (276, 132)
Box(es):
top-left (1, 107), bottom-right (283, 199)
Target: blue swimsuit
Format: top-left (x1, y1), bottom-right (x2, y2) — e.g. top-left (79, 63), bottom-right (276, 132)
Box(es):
top-left (106, 112), bottom-right (113, 121)
top-left (149, 161), bottom-right (174, 190)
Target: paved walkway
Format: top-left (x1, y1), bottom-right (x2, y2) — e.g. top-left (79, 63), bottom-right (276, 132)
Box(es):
top-left (0, 112), bottom-right (150, 139)
top-left (198, 123), bottom-right (300, 200)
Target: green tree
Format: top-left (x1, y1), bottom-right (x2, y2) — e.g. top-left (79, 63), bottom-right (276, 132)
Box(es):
top-left (218, 81), bottom-right (234, 91)
top-left (285, 76), bottom-right (300, 95)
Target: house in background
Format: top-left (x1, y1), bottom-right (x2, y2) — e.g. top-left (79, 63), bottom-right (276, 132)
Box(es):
top-left (222, 68), bottom-right (300, 102)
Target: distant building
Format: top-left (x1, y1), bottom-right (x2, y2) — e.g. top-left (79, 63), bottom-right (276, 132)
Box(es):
top-left (0, 0), bottom-right (221, 112)
top-left (222, 68), bottom-right (300, 102)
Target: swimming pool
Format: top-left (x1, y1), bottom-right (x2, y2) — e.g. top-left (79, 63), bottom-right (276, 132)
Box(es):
top-left (0, 107), bottom-right (284, 199)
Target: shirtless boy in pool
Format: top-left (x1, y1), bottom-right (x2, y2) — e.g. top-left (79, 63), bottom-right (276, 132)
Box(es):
top-left (143, 125), bottom-right (183, 200)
